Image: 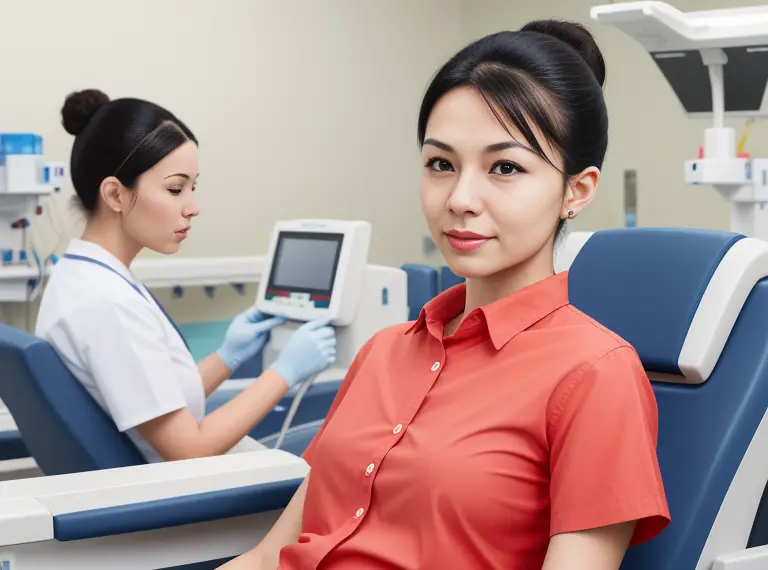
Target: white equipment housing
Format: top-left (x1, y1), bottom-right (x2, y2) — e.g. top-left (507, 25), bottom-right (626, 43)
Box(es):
top-left (256, 219), bottom-right (371, 326)
top-left (591, 2), bottom-right (768, 241)
top-left (258, 219), bottom-right (408, 375)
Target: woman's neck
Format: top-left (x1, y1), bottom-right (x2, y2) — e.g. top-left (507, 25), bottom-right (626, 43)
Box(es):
top-left (465, 262), bottom-right (553, 313)
top-left (80, 216), bottom-right (142, 269)
top-left (445, 246), bottom-right (555, 337)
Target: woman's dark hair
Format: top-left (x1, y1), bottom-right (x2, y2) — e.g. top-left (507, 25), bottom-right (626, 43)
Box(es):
top-left (61, 89), bottom-right (197, 214)
top-left (417, 20), bottom-right (608, 236)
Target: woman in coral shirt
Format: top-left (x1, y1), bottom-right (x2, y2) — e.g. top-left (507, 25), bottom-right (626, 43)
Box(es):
top-left (222, 18), bottom-right (670, 570)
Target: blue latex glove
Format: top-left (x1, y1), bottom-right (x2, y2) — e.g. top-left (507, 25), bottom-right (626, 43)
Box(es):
top-left (268, 319), bottom-right (336, 388)
top-left (216, 306), bottom-right (286, 371)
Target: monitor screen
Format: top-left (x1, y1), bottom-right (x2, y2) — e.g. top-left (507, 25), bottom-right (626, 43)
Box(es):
top-left (267, 231), bottom-right (343, 295)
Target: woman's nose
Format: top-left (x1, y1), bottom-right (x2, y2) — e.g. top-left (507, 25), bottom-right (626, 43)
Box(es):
top-left (184, 198), bottom-right (200, 218)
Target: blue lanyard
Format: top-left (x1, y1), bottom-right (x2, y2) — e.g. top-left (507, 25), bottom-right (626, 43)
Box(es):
top-left (61, 253), bottom-right (190, 352)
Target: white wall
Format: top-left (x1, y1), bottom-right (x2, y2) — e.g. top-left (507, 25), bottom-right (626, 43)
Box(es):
top-left (0, 0), bottom-right (464, 323)
top-left (462, 0), bottom-right (768, 235)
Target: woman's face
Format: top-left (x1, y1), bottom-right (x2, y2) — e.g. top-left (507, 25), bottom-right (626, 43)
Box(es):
top-left (118, 141), bottom-right (200, 254)
top-left (420, 87), bottom-right (595, 282)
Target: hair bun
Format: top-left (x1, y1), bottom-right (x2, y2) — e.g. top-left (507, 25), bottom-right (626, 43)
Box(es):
top-left (61, 89), bottom-right (110, 136)
top-left (521, 20), bottom-right (606, 87)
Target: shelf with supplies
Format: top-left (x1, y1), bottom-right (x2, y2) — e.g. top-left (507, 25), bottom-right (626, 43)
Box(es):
top-left (0, 256), bottom-right (266, 302)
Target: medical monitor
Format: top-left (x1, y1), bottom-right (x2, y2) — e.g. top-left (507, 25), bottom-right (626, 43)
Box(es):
top-left (256, 219), bottom-right (371, 325)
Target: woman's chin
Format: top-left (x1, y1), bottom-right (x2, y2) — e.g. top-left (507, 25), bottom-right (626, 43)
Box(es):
top-left (441, 256), bottom-right (497, 280)
top-left (149, 241), bottom-right (183, 255)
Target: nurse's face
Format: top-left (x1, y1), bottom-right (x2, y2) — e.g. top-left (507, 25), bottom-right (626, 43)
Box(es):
top-left (420, 87), bottom-right (572, 282)
top-left (121, 141), bottom-right (200, 254)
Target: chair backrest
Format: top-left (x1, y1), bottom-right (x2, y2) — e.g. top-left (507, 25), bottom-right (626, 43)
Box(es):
top-left (401, 264), bottom-right (439, 321)
top-left (439, 265), bottom-right (465, 292)
top-left (564, 227), bottom-right (768, 570)
top-left (0, 324), bottom-right (147, 475)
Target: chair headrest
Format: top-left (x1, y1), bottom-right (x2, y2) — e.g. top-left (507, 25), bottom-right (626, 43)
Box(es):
top-left (562, 228), bottom-right (768, 384)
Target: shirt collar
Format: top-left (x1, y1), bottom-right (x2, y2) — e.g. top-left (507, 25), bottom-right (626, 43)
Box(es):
top-left (405, 271), bottom-right (570, 350)
top-left (64, 239), bottom-right (139, 285)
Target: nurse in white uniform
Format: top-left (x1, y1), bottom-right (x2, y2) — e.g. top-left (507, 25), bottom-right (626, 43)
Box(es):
top-left (35, 89), bottom-right (335, 463)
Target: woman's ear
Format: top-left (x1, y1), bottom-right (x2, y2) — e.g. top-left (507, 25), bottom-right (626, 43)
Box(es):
top-left (561, 166), bottom-right (600, 220)
top-left (99, 177), bottom-right (125, 214)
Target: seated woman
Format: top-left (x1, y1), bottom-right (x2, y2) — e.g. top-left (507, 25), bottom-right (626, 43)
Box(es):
top-left (222, 19), bottom-right (670, 570)
top-left (36, 90), bottom-right (336, 463)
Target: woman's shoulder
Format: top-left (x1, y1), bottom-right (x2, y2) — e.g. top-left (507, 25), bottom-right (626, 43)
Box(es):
top-left (546, 307), bottom-right (654, 428)
top-left (560, 303), bottom-right (636, 350)
top-left (38, 266), bottom-right (161, 338)
top-left (546, 303), bottom-right (644, 377)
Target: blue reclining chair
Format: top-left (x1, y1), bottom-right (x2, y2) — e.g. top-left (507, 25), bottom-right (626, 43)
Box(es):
top-left (0, 323), bottom-right (341, 472)
top-left (401, 263), bottom-right (439, 321)
top-left (0, 327), bottom-right (307, 568)
top-left (439, 265), bottom-right (464, 292)
top-left (0, 324), bottom-right (147, 475)
top-left (563, 227), bottom-right (768, 570)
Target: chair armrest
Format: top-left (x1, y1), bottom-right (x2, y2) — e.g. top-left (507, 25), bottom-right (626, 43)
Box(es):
top-left (0, 449), bottom-right (307, 546)
top-left (713, 545), bottom-right (768, 569)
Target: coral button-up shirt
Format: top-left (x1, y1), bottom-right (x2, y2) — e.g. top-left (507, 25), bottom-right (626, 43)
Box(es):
top-left (278, 271), bottom-right (670, 569)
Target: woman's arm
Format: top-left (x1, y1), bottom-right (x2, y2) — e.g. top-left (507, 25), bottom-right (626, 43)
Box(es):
top-left (198, 353), bottom-right (234, 397)
top-left (140, 317), bottom-right (336, 461)
top-left (542, 522), bottom-right (636, 570)
top-left (218, 477), bottom-right (309, 569)
top-left (137, 369), bottom-right (289, 460)
top-left (542, 346), bottom-right (670, 569)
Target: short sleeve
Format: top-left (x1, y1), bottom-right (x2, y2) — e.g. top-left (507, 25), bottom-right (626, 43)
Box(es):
top-left (84, 300), bottom-right (188, 432)
top-left (548, 345), bottom-right (670, 546)
top-left (302, 333), bottom-right (378, 466)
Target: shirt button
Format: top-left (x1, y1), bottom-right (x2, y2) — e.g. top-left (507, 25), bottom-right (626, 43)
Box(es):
top-left (393, 423), bottom-right (403, 435)
top-left (355, 508), bottom-right (364, 518)
top-left (365, 463), bottom-right (375, 476)
top-left (431, 361), bottom-right (441, 372)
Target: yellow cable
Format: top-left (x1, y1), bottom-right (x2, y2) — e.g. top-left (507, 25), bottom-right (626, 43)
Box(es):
top-left (738, 118), bottom-right (757, 155)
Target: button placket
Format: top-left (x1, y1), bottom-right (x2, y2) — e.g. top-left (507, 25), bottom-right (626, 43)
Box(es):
top-left (388, 346), bottom-right (446, 447)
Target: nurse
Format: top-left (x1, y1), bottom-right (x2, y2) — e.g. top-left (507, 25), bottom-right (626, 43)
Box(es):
top-left (36, 89), bottom-right (336, 463)
top-left (223, 19), bottom-right (669, 570)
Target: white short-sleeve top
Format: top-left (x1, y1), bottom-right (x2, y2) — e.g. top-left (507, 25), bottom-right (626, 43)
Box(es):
top-left (35, 239), bottom-right (205, 463)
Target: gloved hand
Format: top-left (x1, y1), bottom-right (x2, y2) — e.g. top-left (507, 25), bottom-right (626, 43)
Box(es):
top-left (268, 319), bottom-right (336, 388)
top-left (216, 306), bottom-right (286, 371)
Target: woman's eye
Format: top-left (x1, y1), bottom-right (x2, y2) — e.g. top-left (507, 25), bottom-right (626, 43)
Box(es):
top-left (491, 161), bottom-right (522, 176)
top-left (169, 188), bottom-right (182, 196)
top-left (426, 158), bottom-right (454, 172)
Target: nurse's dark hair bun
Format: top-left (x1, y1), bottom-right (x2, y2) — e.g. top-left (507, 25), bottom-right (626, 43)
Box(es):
top-left (520, 20), bottom-right (606, 87)
top-left (61, 89), bottom-right (111, 136)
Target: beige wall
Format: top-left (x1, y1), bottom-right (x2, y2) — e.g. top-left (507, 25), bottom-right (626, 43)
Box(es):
top-left (0, 0), bottom-right (465, 324)
top-left (462, 0), bottom-right (768, 234)
top-left (2, 0), bottom-right (760, 326)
